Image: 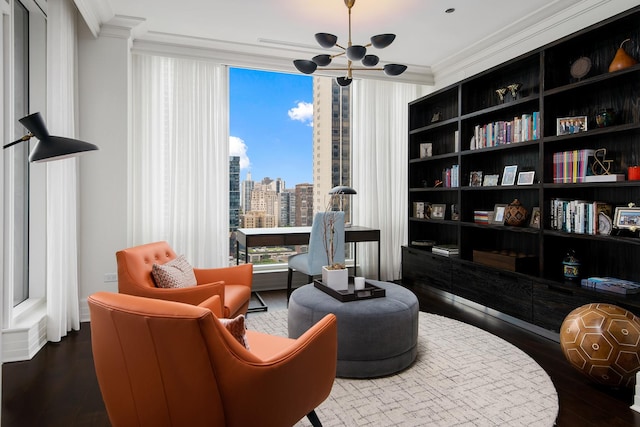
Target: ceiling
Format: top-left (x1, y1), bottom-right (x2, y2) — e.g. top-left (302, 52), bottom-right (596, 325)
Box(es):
top-left (93, 0), bottom-right (625, 86)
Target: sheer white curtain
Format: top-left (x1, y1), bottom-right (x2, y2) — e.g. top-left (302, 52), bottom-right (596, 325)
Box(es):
top-left (131, 54), bottom-right (229, 267)
top-left (45, 0), bottom-right (80, 341)
top-left (351, 79), bottom-right (429, 281)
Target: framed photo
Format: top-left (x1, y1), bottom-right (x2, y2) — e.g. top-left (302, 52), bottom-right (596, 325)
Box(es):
top-left (490, 204), bottom-right (507, 225)
top-left (501, 165), bottom-right (518, 186)
top-left (483, 174), bottom-right (499, 186)
top-left (419, 142), bottom-right (433, 158)
top-left (613, 207), bottom-right (640, 230)
top-left (431, 203), bottom-right (446, 220)
top-left (469, 171), bottom-right (483, 187)
top-left (451, 204), bottom-right (460, 221)
top-left (517, 171), bottom-right (535, 185)
top-left (556, 116), bottom-right (587, 135)
top-left (529, 207), bottom-right (541, 228)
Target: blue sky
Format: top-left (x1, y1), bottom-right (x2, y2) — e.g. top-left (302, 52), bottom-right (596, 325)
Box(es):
top-left (229, 67), bottom-right (313, 187)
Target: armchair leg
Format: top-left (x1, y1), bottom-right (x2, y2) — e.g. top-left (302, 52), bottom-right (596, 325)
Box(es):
top-left (307, 410), bottom-right (322, 427)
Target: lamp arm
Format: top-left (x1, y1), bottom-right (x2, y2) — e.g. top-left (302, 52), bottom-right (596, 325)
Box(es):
top-left (3, 134), bottom-right (33, 150)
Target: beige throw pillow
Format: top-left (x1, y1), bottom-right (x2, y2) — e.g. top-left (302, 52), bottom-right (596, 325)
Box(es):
top-left (151, 255), bottom-right (197, 289)
top-left (219, 315), bottom-right (250, 350)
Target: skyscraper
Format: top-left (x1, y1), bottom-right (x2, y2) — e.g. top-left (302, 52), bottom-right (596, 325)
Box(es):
top-left (313, 77), bottom-right (352, 215)
top-left (241, 171), bottom-right (254, 213)
top-left (229, 156), bottom-right (240, 231)
top-left (295, 183), bottom-right (314, 226)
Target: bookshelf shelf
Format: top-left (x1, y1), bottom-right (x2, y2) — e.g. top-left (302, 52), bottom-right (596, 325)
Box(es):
top-left (403, 5), bottom-right (640, 332)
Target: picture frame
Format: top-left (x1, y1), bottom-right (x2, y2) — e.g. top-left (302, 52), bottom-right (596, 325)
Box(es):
top-left (613, 207), bottom-right (640, 230)
top-left (517, 171), bottom-right (535, 185)
top-left (419, 142), bottom-right (433, 158)
top-left (469, 171), bottom-right (483, 187)
top-left (556, 116), bottom-right (587, 135)
top-left (431, 203), bottom-right (446, 220)
top-left (501, 165), bottom-right (518, 186)
top-left (490, 204), bottom-right (507, 225)
top-left (451, 204), bottom-right (460, 221)
top-left (529, 207), bottom-right (541, 228)
top-left (483, 174), bottom-right (499, 186)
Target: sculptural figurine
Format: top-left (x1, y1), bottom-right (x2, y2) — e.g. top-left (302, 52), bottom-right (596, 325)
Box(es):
top-left (507, 83), bottom-right (521, 99)
top-left (495, 87), bottom-right (507, 102)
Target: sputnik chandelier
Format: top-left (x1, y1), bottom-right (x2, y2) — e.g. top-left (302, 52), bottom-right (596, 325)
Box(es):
top-left (293, 0), bottom-right (407, 86)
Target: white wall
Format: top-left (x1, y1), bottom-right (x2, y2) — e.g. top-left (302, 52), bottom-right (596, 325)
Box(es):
top-left (76, 19), bottom-right (131, 321)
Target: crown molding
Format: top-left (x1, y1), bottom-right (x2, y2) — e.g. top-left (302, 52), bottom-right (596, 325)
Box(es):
top-left (432, 0), bottom-right (639, 89)
top-left (73, 0), bottom-right (113, 38)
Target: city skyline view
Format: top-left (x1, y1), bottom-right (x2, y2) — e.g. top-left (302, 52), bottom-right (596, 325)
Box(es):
top-left (229, 67), bottom-right (314, 187)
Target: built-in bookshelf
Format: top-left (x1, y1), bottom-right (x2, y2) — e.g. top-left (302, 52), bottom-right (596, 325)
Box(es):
top-left (403, 6), bottom-right (640, 332)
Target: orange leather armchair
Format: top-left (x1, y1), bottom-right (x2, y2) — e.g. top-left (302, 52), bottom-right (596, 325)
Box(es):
top-left (88, 292), bottom-right (337, 427)
top-left (116, 241), bottom-right (252, 318)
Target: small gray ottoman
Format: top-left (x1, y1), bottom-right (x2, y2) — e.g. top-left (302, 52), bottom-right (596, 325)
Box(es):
top-left (288, 281), bottom-right (419, 378)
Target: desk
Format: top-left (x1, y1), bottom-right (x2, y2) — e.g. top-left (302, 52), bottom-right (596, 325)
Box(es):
top-left (236, 226), bottom-right (381, 279)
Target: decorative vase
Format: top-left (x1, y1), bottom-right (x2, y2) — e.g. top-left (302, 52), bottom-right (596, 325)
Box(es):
top-left (322, 265), bottom-right (348, 291)
top-left (504, 199), bottom-right (528, 227)
top-left (595, 109), bottom-right (616, 128)
top-left (562, 250), bottom-right (581, 281)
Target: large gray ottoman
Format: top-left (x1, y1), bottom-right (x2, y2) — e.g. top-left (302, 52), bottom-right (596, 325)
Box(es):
top-left (288, 281), bottom-right (419, 378)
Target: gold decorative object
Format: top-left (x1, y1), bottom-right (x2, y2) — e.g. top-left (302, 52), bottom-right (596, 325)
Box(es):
top-left (495, 87), bottom-right (507, 102)
top-left (507, 83), bottom-right (521, 99)
top-left (591, 148), bottom-right (613, 175)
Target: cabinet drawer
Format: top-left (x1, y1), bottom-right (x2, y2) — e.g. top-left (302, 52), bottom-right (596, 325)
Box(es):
top-left (451, 263), bottom-right (533, 321)
top-left (402, 247), bottom-right (452, 292)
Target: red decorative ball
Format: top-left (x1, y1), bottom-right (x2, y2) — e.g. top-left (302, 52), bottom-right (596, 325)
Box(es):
top-left (560, 303), bottom-right (640, 387)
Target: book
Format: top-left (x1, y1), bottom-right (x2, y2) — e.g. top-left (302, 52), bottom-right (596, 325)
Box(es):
top-left (581, 277), bottom-right (640, 295)
top-left (432, 244), bottom-right (459, 257)
top-left (584, 174), bottom-right (625, 182)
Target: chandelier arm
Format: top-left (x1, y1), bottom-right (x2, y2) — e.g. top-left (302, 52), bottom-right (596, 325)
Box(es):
top-left (335, 43), bottom-right (347, 50)
top-left (317, 67), bottom-right (385, 71)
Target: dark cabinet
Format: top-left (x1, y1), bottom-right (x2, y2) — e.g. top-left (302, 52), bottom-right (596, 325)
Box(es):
top-left (404, 6), bottom-right (640, 333)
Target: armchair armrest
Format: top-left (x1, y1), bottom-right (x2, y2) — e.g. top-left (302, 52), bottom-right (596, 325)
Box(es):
top-left (198, 294), bottom-right (223, 317)
top-left (125, 281), bottom-right (225, 306)
top-left (216, 314), bottom-right (337, 426)
top-left (194, 263), bottom-right (253, 289)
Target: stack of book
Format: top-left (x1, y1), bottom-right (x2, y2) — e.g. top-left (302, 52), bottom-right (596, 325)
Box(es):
top-left (442, 165), bottom-right (459, 187)
top-left (474, 210), bottom-right (490, 225)
top-left (471, 111), bottom-right (540, 150)
top-left (549, 199), bottom-right (612, 234)
top-left (432, 244), bottom-right (459, 257)
top-left (552, 149), bottom-right (595, 183)
top-left (581, 277), bottom-right (640, 295)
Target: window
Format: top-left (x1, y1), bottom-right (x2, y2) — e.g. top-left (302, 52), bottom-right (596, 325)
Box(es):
top-left (4, 0), bottom-right (47, 309)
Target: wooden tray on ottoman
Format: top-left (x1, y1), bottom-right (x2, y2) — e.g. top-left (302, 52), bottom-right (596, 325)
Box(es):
top-left (313, 278), bottom-right (386, 302)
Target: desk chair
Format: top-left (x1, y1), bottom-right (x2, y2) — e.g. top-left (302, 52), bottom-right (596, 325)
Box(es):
top-left (287, 211), bottom-right (345, 301)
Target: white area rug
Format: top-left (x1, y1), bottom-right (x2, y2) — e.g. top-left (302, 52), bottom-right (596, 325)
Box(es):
top-left (247, 309), bottom-right (558, 427)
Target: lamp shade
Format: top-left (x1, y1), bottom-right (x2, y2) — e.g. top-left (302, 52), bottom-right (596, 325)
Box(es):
top-left (293, 59), bottom-right (318, 74)
top-left (383, 64), bottom-right (408, 76)
top-left (346, 45), bottom-right (367, 61)
top-left (362, 55), bottom-right (380, 67)
top-left (336, 77), bottom-right (353, 87)
top-left (315, 33), bottom-right (338, 48)
top-left (370, 34), bottom-right (396, 49)
top-left (329, 185), bottom-right (357, 195)
top-left (312, 54), bottom-right (332, 66)
top-left (16, 112), bottom-right (99, 163)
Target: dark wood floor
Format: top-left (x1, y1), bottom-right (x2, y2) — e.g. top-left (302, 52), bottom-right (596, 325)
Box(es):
top-left (3, 285), bottom-right (640, 426)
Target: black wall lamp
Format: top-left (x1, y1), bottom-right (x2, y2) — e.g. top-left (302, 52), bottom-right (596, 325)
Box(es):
top-left (3, 112), bottom-right (98, 162)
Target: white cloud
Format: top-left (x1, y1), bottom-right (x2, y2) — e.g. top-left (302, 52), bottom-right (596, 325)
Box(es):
top-left (288, 101), bottom-right (313, 127)
top-left (229, 136), bottom-right (250, 170)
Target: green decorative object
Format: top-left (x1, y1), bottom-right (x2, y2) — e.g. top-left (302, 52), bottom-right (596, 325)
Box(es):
top-left (595, 109), bottom-right (616, 128)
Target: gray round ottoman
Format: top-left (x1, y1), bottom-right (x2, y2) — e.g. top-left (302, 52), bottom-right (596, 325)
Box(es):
top-left (288, 281), bottom-right (419, 378)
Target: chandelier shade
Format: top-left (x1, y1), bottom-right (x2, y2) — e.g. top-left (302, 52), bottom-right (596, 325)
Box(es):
top-left (293, 0), bottom-right (406, 85)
